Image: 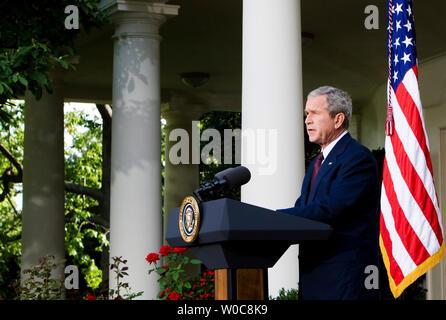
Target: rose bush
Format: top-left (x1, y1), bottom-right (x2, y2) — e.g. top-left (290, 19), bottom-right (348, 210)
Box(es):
top-left (146, 245), bottom-right (214, 300)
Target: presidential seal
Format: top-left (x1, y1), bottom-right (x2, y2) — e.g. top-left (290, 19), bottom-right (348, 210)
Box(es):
top-left (179, 196), bottom-right (200, 243)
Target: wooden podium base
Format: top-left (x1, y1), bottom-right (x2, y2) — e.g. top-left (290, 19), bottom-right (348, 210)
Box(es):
top-left (215, 268), bottom-right (268, 300)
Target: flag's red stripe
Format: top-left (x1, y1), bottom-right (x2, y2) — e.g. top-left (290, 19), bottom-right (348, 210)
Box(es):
top-left (390, 130), bottom-right (444, 245)
top-left (413, 65), bottom-right (419, 79)
top-left (394, 81), bottom-right (434, 176)
top-left (380, 210), bottom-right (405, 286)
top-left (382, 158), bottom-right (431, 265)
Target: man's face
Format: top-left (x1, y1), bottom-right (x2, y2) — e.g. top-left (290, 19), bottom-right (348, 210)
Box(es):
top-left (305, 94), bottom-right (343, 149)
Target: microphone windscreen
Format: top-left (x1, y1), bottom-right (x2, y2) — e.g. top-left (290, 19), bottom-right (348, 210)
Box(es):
top-left (214, 167), bottom-right (234, 181)
top-left (215, 166), bottom-right (251, 189)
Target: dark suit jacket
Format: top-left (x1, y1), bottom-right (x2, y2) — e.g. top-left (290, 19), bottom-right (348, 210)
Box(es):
top-left (277, 133), bottom-right (380, 300)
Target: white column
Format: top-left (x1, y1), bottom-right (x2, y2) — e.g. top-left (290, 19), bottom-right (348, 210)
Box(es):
top-left (108, 4), bottom-right (178, 300)
top-left (241, 0), bottom-right (305, 297)
top-left (21, 72), bottom-right (65, 288)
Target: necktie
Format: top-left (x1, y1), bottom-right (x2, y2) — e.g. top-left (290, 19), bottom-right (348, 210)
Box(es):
top-left (309, 152), bottom-right (324, 191)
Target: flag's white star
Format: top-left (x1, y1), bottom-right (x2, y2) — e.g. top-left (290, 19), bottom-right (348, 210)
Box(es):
top-left (396, 20), bottom-right (402, 31)
top-left (401, 52), bottom-right (411, 64)
top-left (393, 71), bottom-right (399, 82)
top-left (394, 37), bottom-right (401, 48)
top-left (402, 35), bottom-right (413, 47)
top-left (407, 6), bottom-right (412, 16)
top-left (395, 3), bottom-right (403, 15)
top-left (404, 21), bottom-right (412, 32)
top-left (394, 54), bottom-right (399, 66)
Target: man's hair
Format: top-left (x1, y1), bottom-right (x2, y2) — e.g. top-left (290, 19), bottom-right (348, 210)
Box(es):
top-left (307, 86), bottom-right (352, 129)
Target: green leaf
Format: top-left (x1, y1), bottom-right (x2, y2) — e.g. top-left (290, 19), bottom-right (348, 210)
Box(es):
top-left (190, 259), bottom-right (202, 264)
top-left (155, 268), bottom-right (166, 276)
top-left (29, 71), bottom-right (47, 86)
top-left (52, 57), bottom-right (69, 70)
top-left (18, 76), bottom-right (28, 86)
top-left (1, 83), bottom-right (13, 95)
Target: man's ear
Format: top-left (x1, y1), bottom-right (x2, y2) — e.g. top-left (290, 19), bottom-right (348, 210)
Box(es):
top-left (334, 113), bottom-right (345, 129)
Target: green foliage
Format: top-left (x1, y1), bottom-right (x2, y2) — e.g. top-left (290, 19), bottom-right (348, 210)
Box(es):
top-left (270, 287), bottom-right (299, 300)
top-left (161, 118), bottom-right (166, 214)
top-left (0, 103), bottom-right (108, 298)
top-left (0, 42), bottom-right (67, 104)
top-left (0, 199), bottom-right (21, 299)
top-left (18, 255), bottom-right (65, 300)
top-left (64, 107), bottom-right (107, 290)
top-left (147, 245), bottom-right (214, 300)
top-left (0, 0), bottom-right (110, 107)
top-left (0, 101), bottom-right (23, 299)
top-left (199, 111), bottom-right (241, 200)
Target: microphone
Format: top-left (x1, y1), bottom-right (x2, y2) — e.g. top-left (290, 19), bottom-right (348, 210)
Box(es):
top-left (193, 166), bottom-right (251, 202)
top-left (214, 166), bottom-right (251, 189)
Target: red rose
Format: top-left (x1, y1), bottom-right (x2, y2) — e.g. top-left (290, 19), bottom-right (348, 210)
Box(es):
top-left (200, 292), bottom-right (210, 299)
top-left (199, 292), bottom-right (213, 299)
top-left (173, 247), bottom-right (187, 255)
top-left (145, 253), bottom-right (160, 264)
top-left (168, 291), bottom-right (182, 300)
top-left (85, 292), bottom-right (96, 300)
top-left (159, 245), bottom-right (172, 256)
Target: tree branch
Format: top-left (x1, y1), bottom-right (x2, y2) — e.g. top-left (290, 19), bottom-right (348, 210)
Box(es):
top-left (64, 182), bottom-right (103, 202)
top-left (0, 168), bottom-right (21, 203)
top-left (0, 142), bottom-right (23, 179)
top-left (89, 214), bottom-right (110, 229)
top-left (0, 142), bottom-right (23, 202)
top-left (96, 104), bottom-right (112, 122)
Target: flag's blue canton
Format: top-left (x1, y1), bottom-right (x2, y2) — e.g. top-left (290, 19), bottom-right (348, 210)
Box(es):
top-left (388, 0), bottom-right (417, 91)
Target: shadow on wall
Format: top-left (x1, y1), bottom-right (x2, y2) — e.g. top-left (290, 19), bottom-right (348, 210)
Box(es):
top-left (111, 37), bottom-right (162, 182)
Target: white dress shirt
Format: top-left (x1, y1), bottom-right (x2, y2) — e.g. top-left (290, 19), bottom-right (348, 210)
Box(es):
top-left (321, 130), bottom-right (348, 164)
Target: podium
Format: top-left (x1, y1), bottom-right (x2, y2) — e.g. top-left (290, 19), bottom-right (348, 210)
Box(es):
top-left (166, 198), bottom-right (332, 300)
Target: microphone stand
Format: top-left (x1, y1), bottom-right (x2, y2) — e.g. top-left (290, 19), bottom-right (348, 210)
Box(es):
top-left (193, 179), bottom-right (227, 203)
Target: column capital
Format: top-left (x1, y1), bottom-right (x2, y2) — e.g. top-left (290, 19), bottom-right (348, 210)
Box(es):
top-left (99, 0), bottom-right (179, 16)
top-left (99, 0), bottom-right (179, 39)
top-left (161, 90), bottom-right (210, 122)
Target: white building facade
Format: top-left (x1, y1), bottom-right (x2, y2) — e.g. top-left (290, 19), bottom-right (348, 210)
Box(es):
top-left (21, 0), bottom-right (446, 299)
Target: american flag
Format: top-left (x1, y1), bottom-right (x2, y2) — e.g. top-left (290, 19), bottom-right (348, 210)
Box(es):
top-left (380, 0), bottom-right (445, 298)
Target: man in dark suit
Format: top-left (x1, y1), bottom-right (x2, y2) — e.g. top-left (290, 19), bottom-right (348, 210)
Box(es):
top-left (277, 86), bottom-right (380, 300)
